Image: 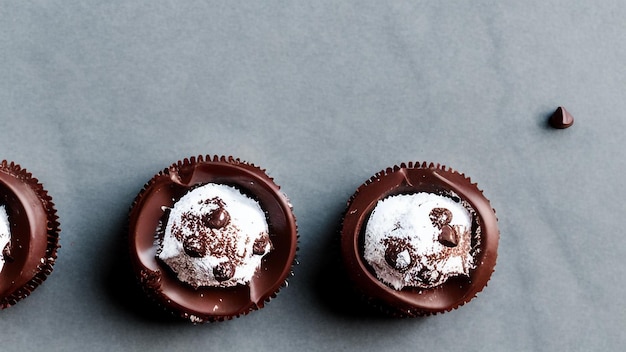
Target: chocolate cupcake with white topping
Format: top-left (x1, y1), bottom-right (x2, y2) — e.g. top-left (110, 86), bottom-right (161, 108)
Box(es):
top-left (341, 162), bottom-right (498, 316)
top-left (129, 156), bottom-right (297, 322)
top-left (0, 161), bottom-right (60, 309)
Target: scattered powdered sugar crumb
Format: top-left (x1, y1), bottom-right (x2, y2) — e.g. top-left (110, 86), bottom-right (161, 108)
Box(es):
top-left (189, 315), bottom-right (203, 323)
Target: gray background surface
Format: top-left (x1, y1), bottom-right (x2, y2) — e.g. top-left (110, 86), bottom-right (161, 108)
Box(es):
top-left (1, 1), bottom-right (624, 351)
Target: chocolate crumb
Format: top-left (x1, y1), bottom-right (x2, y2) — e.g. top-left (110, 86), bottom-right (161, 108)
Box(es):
top-left (430, 207), bottom-right (453, 228)
top-left (139, 269), bottom-right (161, 290)
top-left (549, 106), bottom-right (574, 129)
top-left (2, 242), bottom-right (13, 263)
top-left (183, 233), bottom-right (210, 257)
top-left (253, 232), bottom-right (272, 255)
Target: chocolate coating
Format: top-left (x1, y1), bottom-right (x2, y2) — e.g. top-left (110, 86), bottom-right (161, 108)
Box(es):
top-left (340, 162), bottom-right (499, 316)
top-left (0, 161), bottom-right (60, 309)
top-left (128, 155), bottom-right (298, 322)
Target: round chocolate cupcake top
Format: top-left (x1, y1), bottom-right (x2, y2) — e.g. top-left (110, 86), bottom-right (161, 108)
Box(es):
top-left (341, 162), bottom-right (498, 316)
top-left (0, 161), bottom-right (60, 309)
top-left (129, 155), bottom-right (298, 323)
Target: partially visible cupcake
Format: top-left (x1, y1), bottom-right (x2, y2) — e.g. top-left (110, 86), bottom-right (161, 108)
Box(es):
top-left (128, 156), bottom-right (298, 323)
top-left (340, 162), bottom-right (498, 317)
top-left (0, 161), bottom-right (60, 309)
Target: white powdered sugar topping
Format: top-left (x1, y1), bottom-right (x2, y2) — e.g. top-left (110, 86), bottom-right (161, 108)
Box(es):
top-left (157, 183), bottom-right (272, 288)
top-left (0, 205), bottom-right (11, 274)
top-left (363, 192), bottom-right (476, 290)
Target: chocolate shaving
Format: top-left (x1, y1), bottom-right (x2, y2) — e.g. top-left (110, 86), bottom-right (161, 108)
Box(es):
top-left (183, 231), bottom-right (210, 257)
top-left (253, 232), bottom-right (272, 255)
top-left (2, 242), bottom-right (13, 262)
top-left (430, 207), bottom-right (453, 228)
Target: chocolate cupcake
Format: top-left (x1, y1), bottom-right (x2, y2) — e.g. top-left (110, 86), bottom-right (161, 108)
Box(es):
top-left (129, 156), bottom-right (298, 322)
top-left (340, 162), bottom-right (498, 317)
top-left (0, 161), bottom-right (60, 309)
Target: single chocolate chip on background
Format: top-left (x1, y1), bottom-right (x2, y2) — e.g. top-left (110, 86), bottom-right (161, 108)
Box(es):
top-left (549, 106), bottom-right (574, 129)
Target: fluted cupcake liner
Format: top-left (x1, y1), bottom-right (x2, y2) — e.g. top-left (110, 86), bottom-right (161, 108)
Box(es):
top-left (340, 161), bottom-right (499, 317)
top-left (0, 160), bottom-right (60, 309)
top-left (128, 155), bottom-right (298, 323)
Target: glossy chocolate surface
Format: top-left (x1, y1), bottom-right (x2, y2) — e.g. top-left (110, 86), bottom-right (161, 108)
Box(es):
top-left (341, 162), bottom-right (499, 316)
top-left (549, 106), bottom-right (574, 129)
top-left (129, 156), bottom-right (298, 322)
top-left (0, 161), bottom-right (60, 309)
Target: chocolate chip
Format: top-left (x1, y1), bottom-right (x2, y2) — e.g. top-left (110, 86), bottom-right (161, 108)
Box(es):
top-left (548, 106), bottom-right (574, 129)
top-left (253, 232), bottom-right (272, 255)
top-left (416, 267), bottom-right (440, 286)
top-left (183, 234), bottom-right (209, 257)
top-left (213, 262), bottom-right (235, 281)
top-left (430, 207), bottom-right (453, 228)
top-left (384, 239), bottom-right (413, 272)
top-left (438, 225), bottom-right (458, 247)
top-left (2, 242), bottom-right (13, 262)
top-left (204, 207), bottom-right (230, 229)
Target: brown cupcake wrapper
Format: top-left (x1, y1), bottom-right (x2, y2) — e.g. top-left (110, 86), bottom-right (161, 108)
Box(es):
top-left (129, 155), bottom-right (298, 323)
top-left (0, 160), bottom-right (60, 309)
top-left (341, 161), bottom-right (499, 317)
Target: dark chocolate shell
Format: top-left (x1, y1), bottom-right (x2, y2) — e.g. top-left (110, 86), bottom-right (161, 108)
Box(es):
top-left (129, 155), bottom-right (298, 323)
top-left (340, 162), bottom-right (499, 317)
top-left (0, 161), bottom-right (60, 309)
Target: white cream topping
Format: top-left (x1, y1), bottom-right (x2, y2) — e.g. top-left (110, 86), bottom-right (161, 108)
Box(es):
top-left (0, 205), bottom-right (11, 273)
top-left (157, 183), bottom-right (272, 288)
top-left (363, 192), bottom-right (475, 290)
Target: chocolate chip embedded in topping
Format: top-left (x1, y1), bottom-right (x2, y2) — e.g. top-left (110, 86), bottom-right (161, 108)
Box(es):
top-left (213, 262), bottom-right (235, 282)
top-left (183, 234), bottom-right (210, 257)
top-left (204, 207), bottom-right (230, 229)
top-left (384, 239), bottom-right (414, 272)
top-left (252, 232), bottom-right (273, 255)
top-left (415, 267), bottom-right (440, 286)
top-left (438, 225), bottom-right (459, 247)
top-left (2, 242), bottom-right (13, 262)
top-left (429, 207), bottom-right (453, 228)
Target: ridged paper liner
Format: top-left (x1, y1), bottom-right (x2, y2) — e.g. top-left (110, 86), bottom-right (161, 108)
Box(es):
top-left (128, 155), bottom-right (298, 323)
top-left (0, 160), bottom-right (60, 309)
top-left (340, 162), bottom-right (499, 317)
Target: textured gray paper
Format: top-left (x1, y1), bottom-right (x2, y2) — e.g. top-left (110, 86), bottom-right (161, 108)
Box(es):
top-left (1, 1), bottom-right (624, 351)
